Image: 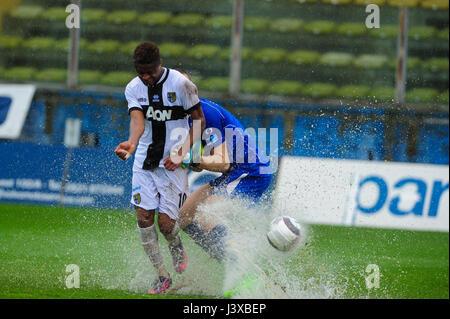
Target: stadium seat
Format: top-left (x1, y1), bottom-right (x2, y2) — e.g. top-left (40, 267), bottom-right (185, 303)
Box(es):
top-left (253, 48), bottom-right (287, 63)
top-left (40, 7), bottom-right (67, 21)
top-left (337, 23), bottom-right (367, 37)
top-left (106, 10), bottom-right (137, 24)
top-left (119, 41), bottom-right (141, 55)
top-left (270, 18), bottom-right (303, 33)
top-left (369, 24), bottom-right (398, 39)
top-left (387, 0), bottom-right (419, 7)
top-left (159, 43), bottom-right (188, 58)
top-left (219, 47), bottom-right (253, 60)
top-left (205, 15), bottom-right (232, 29)
top-left (370, 87), bottom-right (395, 101)
top-left (53, 38), bottom-right (88, 52)
top-left (303, 20), bottom-right (336, 35)
top-left (1, 67), bottom-right (37, 82)
top-left (240, 79), bottom-right (270, 94)
top-left (34, 68), bottom-right (67, 83)
top-left (287, 50), bottom-right (320, 65)
top-left (321, 0), bottom-right (353, 4)
top-left (23, 37), bottom-right (56, 50)
top-left (186, 44), bottom-right (220, 59)
top-left (303, 83), bottom-right (338, 98)
top-left (337, 85), bottom-right (371, 99)
top-left (9, 5), bottom-right (43, 19)
top-left (170, 13), bottom-right (204, 28)
top-left (81, 9), bottom-right (107, 23)
top-left (416, 124), bottom-right (449, 164)
top-left (422, 58), bottom-right (449, 72)
top-left (269, 81), bottom-right (303, 96)
top-left (437, 90), bottom-right (449, 104)
top-left (138, 11), bottom-right (173, 26)
top-left (353, 54), bottom-right (388, 69)
top-left (354, 0), bottom-right (386, 5)
top-left (289, 0), bottom-right (318, 3)
top-left (244, 17), bottom-right (271, 31)
top-left (292, 116), bottom-right (343, 158)
top-left (409, 26), bottom-right (436, 40)
top-left (420, 0), bottom-right (449, 10)
top-left (100, 72), bottom-right (134, 87)
top-left (406, 88), bottom-right (439, 103)
top-left (387, 56), bottom-right (422, 69)
top-left (78, 70), bottom-right (102, 84)
top-left (437, 27), bottom-right (449, 40)
top-left (0, 35), bottom-right (22, 49)
top-left (87, 40), bottom-right (120, 53)
top-left (198, 77), bottom-right (229, 92)
top-left (319, 52), bottom-right (354, 67)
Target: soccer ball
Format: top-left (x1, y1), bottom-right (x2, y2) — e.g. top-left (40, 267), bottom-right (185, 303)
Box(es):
top-left (266, 216), bottom-right (302, 251)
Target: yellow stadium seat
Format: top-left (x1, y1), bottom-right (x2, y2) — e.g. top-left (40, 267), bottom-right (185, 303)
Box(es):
top-left (322, 0), bottom-right (353, 4)
top-left (354, 0), bottom-right (386, 5)
top-left (420, 0), bottom-right (449, 9)
top-left (289, 0), bottom-right (318, 4)
top-left (387, 0), bottom-right (419, 7)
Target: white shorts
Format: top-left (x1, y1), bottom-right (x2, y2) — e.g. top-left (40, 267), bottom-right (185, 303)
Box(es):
top-left (131, 166), bottom-right (189, 220)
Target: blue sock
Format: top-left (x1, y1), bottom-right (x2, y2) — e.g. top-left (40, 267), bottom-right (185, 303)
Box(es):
top-left (183, 223), bottom-right (227, 262)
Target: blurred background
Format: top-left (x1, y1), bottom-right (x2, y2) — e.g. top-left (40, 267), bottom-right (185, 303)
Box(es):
top-left (0, 0), bottom-right (448, 171)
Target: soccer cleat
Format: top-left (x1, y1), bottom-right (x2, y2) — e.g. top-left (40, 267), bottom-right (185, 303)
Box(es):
top-left (224, 274), bottom-right (258, 298)
top-left (169, 242), bottom-right (187, 274)
top-left (148, 276), bottom-right (172, 295)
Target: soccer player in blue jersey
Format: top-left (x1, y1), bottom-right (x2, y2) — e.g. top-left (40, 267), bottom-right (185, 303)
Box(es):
top-left (174, 71), bottom-right (275, 264)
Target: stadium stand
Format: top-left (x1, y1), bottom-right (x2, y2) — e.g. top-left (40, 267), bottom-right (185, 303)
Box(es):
top-left (0, 0), bottom-right (448, 167)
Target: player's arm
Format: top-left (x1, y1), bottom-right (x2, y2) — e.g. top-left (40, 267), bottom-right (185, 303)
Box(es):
top-left (164, 79), bottom-right (205, 170)
top-left (114, 109), bottom-right (145, 161)
top-left (184, 106), bottom-right (206, 154)
top-left (198, 141), bottom-right (230, 173)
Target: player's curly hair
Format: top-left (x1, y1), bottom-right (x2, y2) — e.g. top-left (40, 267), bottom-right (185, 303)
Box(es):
top-left (133, 42), bottom-right (160, 66)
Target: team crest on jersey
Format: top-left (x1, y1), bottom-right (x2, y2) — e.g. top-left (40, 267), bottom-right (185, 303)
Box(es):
top-left (167, 92), bottom-right (176, 103)
top-left (133, 193), bottom-right (141, 205)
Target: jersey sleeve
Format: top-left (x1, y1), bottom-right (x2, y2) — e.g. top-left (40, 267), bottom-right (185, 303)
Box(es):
top-left (179, 78), bottom-right (201, 113)
top-left (125, 84), bottom-right (143, 115)
top-left (205, 110), bottom-right (226, 149)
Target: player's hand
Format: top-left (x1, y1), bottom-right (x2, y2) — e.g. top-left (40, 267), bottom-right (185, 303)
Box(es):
top-left (163, 154), bottom-right (182, 171)
top-left (114, 141), bottom-right (136, 161)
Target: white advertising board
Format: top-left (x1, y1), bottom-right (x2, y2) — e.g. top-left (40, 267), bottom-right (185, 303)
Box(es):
top-left (0, 84), bottom-right (36, 139)
top-left (273, 156), bottom-right (449, 232)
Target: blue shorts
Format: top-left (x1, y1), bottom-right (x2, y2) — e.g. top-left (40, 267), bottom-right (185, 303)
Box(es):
top-left (209, 169), bottom-right (273, 202)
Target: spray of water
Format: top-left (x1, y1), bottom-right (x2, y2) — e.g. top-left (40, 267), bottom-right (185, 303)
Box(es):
top-left (192, 195), bottom-right (347, 299)
top-left (86, 195), bottom-right (349, 298)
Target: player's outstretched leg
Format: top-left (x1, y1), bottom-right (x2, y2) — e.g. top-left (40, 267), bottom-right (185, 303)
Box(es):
top-left (159, 213), bottom-right (187, 274)
top-left (136, 207), bottom-right (172, 294)
top-left (183, 222), bottom-right (228, 262)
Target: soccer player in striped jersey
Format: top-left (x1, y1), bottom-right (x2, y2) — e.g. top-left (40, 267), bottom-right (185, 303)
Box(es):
top-left (114, 43), bottom-right (205, 294)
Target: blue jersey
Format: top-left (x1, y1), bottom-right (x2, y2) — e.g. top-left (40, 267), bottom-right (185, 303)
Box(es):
top-left (195, 98), bottom-right (273, 201)
top-left (199, 98), bottom-right (270, 175)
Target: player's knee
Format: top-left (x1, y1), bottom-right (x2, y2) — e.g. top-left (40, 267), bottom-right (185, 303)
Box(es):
top-left (157, 213), bottom-right (176, 235)
top-left (136, 207), bottom-right (155, 228)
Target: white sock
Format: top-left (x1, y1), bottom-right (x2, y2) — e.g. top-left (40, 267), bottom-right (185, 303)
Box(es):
top-left (138, 224), bottom-right (169, 278)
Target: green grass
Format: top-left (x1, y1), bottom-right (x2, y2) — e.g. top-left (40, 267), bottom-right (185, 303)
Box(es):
top-left (0, 203), bottom-right (448, 299)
